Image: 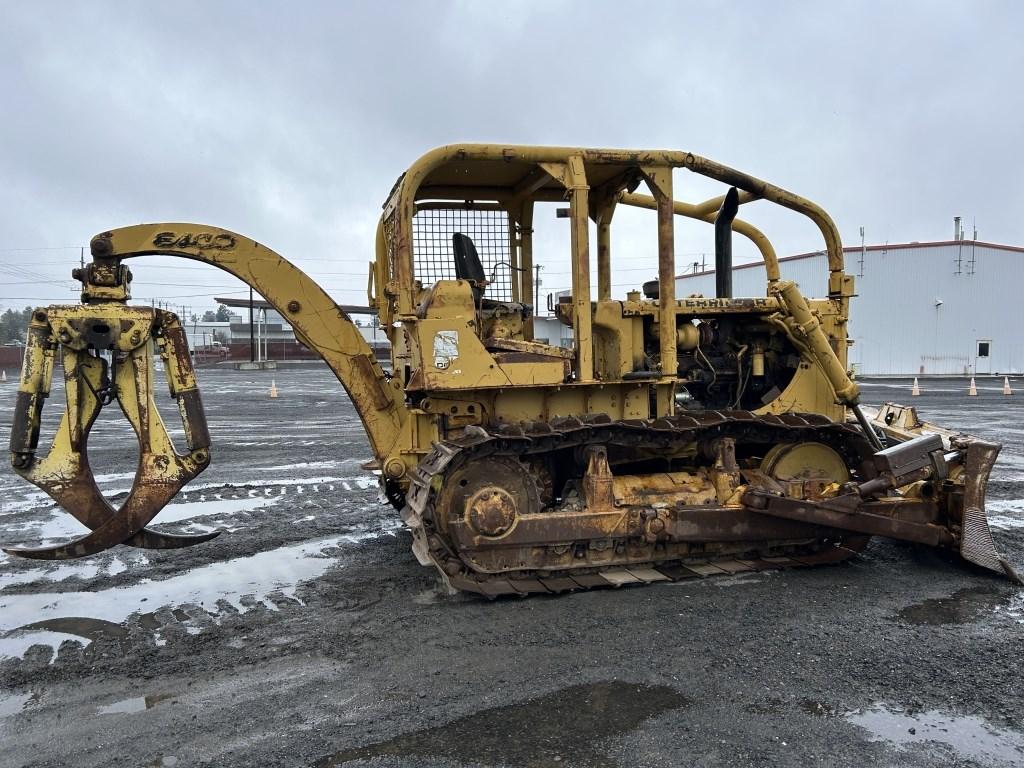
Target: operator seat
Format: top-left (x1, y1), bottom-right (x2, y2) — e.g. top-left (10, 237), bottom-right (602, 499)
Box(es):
top-left (447, 232), bottom-right (571, 367)
top-left (452, 233), bottom-right (487, 303)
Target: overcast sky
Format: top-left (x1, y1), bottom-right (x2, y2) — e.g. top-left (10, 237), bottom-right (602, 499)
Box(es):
top-left (2, 1), bottom-right (1021, 314)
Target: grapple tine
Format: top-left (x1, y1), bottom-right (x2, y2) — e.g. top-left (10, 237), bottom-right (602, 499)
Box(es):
top-left (3, 476), bottom-right (190, 560)
top-left (2, 525), bottom-right (221, 559)
top-left (5, 303), bottom-right (213, 559)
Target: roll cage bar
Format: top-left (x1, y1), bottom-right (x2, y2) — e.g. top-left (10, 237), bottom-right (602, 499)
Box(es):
top-left (372, 144), bottom-right (848, 384)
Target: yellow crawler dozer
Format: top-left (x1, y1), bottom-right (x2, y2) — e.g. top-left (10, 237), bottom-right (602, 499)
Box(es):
top-left (6, 145), bottom-right (1018, 595)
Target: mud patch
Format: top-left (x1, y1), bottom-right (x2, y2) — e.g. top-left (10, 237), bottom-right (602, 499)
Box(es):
top-left (315, 682), bottom-right (688, 767)
top-left (897, 586), bottom-right (1016, 625)
top-left (17, 616), bottom-right (129, 643)
top-left (799, 698), bottom-right (844, 718)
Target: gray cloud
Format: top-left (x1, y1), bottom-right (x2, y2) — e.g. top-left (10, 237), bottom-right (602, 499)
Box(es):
top-left (2, 0), bottom-right (1021, 310)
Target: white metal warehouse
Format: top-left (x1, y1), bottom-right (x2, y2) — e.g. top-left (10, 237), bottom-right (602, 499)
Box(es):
top-left (675, 239), bottom-right (1024, 376)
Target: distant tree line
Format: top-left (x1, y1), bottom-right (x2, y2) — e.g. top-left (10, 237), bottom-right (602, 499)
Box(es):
top-left (0, 307), bottom-right (33, 344)
top-left (201, 305), bottom-right (233, 322)
top-left (0, 304), bottom-right (235, 345)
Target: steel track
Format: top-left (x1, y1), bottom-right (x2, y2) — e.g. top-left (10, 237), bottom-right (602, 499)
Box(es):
top-left (402, 410), bottom-right (877, 596)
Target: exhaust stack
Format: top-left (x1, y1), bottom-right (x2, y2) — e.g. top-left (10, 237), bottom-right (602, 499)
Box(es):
top-left (715, 187), bottom-right (739, 298)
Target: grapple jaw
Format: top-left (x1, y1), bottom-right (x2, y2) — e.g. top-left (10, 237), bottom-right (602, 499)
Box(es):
top-left (5, 302), bottom-right (215, 560)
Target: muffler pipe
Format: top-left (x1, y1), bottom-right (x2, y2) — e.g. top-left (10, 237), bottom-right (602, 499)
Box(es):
top-left (715, 187), bottom-right (739, 299)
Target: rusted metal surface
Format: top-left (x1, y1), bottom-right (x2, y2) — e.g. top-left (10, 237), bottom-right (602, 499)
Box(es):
top-left (483, 337), bottom-right (575, 359)
top-left (960, 440), bottom-right (1022, 582)
top-left (581, 447), bottom-right (616, 511)
top-left (743, 491), bottom-right (955, 547)
top-left (404, 411), bottom-right (874, 593)
top-left (610, 470), bottom-right (717, 508)
top-left (401, 407), bottom-right (1014, 595)
top-left (5, 301), bottom-right (215, 559)
top-left (643, 166), bottom-right (677, 381)
top-left (744, 431), bottom-right (1013, 576)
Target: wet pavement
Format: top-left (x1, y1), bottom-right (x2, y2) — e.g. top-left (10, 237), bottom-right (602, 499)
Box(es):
top-left (0, 368), bottom-right (1022, 767)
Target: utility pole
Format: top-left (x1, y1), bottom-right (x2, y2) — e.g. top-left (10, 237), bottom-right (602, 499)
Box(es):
top-left (859, 226), bottom-right (865, 277)
top-left (248, 287), bottom-right (255, 363)
top-left (534, 264), bottom-right (543, 315)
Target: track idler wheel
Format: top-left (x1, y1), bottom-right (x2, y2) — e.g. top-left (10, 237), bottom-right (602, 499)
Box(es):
top-left (437, 456), bottom-right (540, 540)
top-left (5, 305), bottom-right (215, 560)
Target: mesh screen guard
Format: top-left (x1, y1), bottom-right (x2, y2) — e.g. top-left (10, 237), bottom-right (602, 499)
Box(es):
top-left (411, 206), bottom-right (515, 302)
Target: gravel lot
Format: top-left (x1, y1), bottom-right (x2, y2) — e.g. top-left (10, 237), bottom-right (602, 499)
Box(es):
top-left (0, 366), bottom-right (1021, 768)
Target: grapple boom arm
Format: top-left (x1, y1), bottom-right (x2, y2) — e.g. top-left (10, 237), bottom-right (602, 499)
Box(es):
top-left (89, 224), bottom-right (405, 460)
top-left (5, 223), bottom-right (410, 560)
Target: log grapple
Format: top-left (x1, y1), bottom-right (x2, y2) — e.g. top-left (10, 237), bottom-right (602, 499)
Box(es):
top-left (8, 264), bottom-right (214, 559)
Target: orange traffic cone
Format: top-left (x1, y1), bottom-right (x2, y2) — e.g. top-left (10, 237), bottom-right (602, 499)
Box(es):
top-left (911, 377), bottom-right (920, 396)
top-left (269, 379), bottom-right (279, 398)
top-left (968, 377), bottom-right (978, 396)
top-left (1003, 376), bottom-right (1013, 395)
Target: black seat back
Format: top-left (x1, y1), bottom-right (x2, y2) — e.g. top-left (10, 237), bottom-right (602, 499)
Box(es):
top-left (452, 233), bottom-right (487, 302)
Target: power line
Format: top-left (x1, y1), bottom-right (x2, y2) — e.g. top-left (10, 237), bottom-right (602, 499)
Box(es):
top-left (0, 280), bottom-right (79, 286)
top-left (0, 246), bottom-right (85, 253)
top-left (0, 264), bottom-right (71, 282)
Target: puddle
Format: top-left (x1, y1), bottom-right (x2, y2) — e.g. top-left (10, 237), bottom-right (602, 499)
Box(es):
top-left (0, 691), bottom-right (33, 719)
top-left (1003, 593), bottom-right (1024, 621)
top-left (847, 703), bottom-right (1024, 765)
top-left (315, 681), bottom-right (688, 767)
top-left (898, 586), bottom-right (1015, 625)
top-left (0, 496), bottom-right (281, 548)
top-left (149, 496), bottom-right (280, 525)
top-left (259, 460), bottom-right (345, 472)
top-left (987, 499), bottom-right (1024, 530)
top-left (0, 557), bottom-right (131, 590)
top-left (985, 499), bottom-right (1024, 514)
top-left (0, 630), bottom-right (85, 661)
top-left (0, 536), bottom-right (348, 660)
top-left (98, 692), bottom-right (174, 714)
top-left (339, 520), bottom-right (401, 544)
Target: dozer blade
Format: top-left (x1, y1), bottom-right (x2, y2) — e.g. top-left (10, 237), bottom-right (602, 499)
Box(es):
top-left (6, 305), bottom-right (213, 559)
top-left (958, 440), bottom-right (1018, 581)
top-left (744, 432), bottom-right (1021, 584)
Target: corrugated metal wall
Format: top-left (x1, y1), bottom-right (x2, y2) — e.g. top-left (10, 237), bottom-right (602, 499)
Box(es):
top-left (676, 243), bottom-right (1022, 376)
top-left (534, 316), bottom-right (573, 348)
